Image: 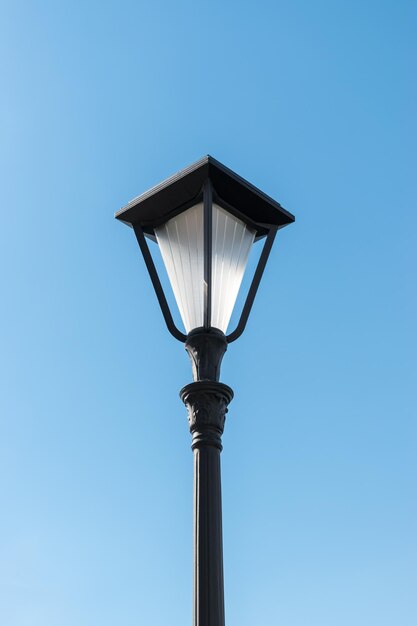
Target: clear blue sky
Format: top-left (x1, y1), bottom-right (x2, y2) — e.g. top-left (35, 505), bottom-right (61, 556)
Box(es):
top-left (1, 1), bottom-right (416, 625)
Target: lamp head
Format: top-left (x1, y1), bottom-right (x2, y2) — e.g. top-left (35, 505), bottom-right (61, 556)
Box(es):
top-left (116, 156), bottom-right (294, 343)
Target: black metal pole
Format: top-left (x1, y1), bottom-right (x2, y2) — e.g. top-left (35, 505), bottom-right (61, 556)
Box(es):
top-left (181, 331), bottom-right (233, 626)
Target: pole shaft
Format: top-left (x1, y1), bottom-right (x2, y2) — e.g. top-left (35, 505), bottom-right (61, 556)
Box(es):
top-left (193, 444), bottom-right (224, 626)
top-left (180, 381), bottom-right (233, 626)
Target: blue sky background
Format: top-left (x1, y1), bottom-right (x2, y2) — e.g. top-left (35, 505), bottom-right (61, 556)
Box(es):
top-left (1, 1), bottom-right (416, 624)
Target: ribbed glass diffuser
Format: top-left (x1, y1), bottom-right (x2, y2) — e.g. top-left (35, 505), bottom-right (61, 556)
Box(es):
top-left (155, 203), bottom-right (255, 334)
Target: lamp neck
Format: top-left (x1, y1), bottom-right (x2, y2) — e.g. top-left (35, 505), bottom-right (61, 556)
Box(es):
top-left (185, 328), bottom-right (228, 382)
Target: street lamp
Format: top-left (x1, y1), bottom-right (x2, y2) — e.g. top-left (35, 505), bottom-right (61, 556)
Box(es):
top-left (116, 156), bottom-right (294, 626)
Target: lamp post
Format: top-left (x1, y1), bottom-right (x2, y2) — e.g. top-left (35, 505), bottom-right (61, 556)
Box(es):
top-left (116, 156), bottom-right (294, 626)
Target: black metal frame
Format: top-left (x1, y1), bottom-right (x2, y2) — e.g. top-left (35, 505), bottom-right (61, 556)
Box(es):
top-left (226, 225), bottom-right (278, 342)
top-left (133, 223), bottom-right (187, 342)
top-left (133, 192), bottom-right (279, 344)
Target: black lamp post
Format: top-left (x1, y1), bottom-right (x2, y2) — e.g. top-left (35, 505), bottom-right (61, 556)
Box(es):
top-left (116, 156), bottom-right (294, 626)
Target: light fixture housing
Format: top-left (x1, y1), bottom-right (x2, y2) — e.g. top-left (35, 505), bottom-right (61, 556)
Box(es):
top-left (115, 155), bottom-right (295, 343)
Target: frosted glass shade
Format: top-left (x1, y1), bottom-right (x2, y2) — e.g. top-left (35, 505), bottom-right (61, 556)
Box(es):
top-left (155, 204), bottom-right (205, 333)
top-left (155, 203), bottom-right (255, 334)
top-left (211, 205), bottom-right (256, 331)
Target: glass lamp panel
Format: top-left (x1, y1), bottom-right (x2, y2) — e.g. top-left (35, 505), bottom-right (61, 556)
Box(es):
top-left (154, 203), bottom-right (204, 333)
top-left (211, 204), bottom-right (256, 332)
